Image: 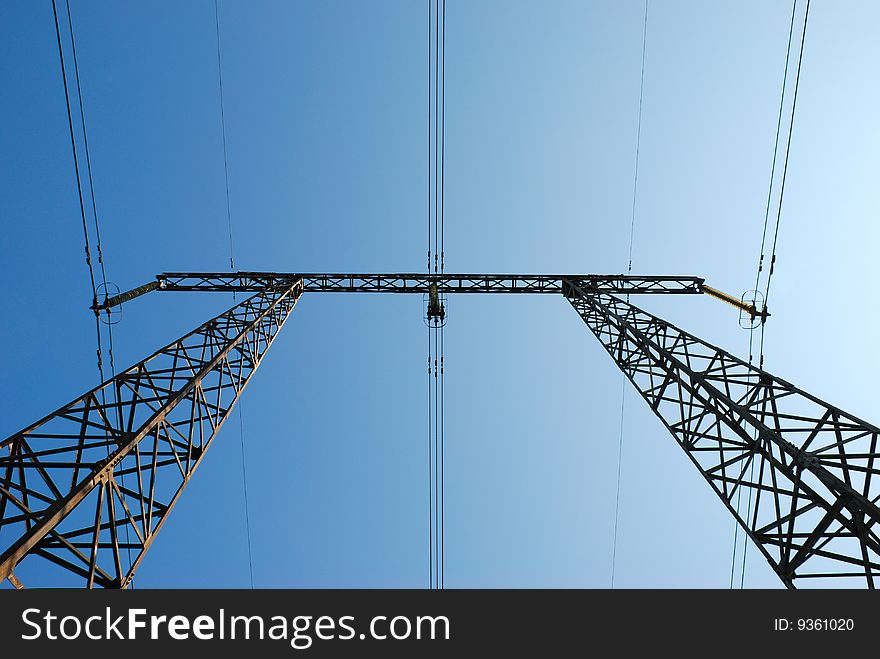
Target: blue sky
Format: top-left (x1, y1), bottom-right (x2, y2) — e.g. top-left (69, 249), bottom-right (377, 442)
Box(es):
top-left (1, 0), bottom-right (878, 588)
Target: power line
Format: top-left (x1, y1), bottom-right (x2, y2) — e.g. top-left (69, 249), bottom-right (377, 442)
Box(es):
top-left (50, 0), bottom-right (98, 308)
top-left (434, 327), bottom-right (440, 588)
top-left (440, 0), bottom-right (446, 274)
top-left (63, 0), bottom-right (118, 386)
top-left (63, 0), bottom-right (131, 569)
top-left (62, 0), bottom-right (120, 397)
top-left (626, 0), bottom-right (648, 275)
top-left (427, 0), bottom-right (432, 273)
top-left (213, 0), bottom-right (252, 588)
top-left (54, 0), bottom-right (136, 584)
top-left (763, 0), bottom-right (810, 308)
top-left (64, 1), bottom-right (107, 289)
top-left (612, 0), bottom-right (648, 590)
top-left (736, 0), bottom-right (810, 589)
top-left (734, 333), bottom-right (762, 588)
top-left (440, 326), bottom-right (445, 589)
top-left (729, 475), bottom-right (742, 588)
top-left (434, 0), bottom-right (440, 275)
top-left (439, 0), bottom-right (446, 590)
top-left (53, 0), bottom-right (102, 383)
top-left (427, 336), bottom-right (433, 588)
top-left (753, 1), bottom-right (798, 299)
top-left (736, 0), bottom-right (798, 590)
top-left (737, 0), bottom-right (799, 587)
top-left (610, 378), bottom-right (626, 589)
top-left (738, 411), bottom-right (758, 587)
top-left (214, 0), bottom-right (235, 272)
top-left (425, 0), bottom-right (447, 589)
top-left (427, 0), bottom-right (432, 590)
top-left (238, 403), bottom-right (255, 587)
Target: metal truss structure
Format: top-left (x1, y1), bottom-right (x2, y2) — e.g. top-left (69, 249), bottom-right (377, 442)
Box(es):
top-left (2, 271), bottom-right (877, 588)
top-left (158, 272), bottom-right (704, 295)
top-left (565, 281), bottom-right (880, 588)
top-left (0, 281), bottom-right (302, 588)
top-left (93, 272), bottom-right (705, 310)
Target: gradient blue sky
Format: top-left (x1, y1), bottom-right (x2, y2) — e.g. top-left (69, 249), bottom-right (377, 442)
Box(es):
top-left (1, 0), bottom-right (878, 588)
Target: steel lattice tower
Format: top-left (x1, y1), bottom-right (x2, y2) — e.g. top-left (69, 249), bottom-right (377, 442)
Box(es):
top-left (1, 272), bottom-right (878, 589)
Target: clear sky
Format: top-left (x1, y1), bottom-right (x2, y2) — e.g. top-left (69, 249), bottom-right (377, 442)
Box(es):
top-left (1, 0), bottom-right (878, 588)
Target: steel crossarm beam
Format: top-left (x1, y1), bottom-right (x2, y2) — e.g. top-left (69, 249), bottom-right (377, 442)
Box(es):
top-left (155, 272), bottom-right (705, 295)
top-left (564, 280), bottom-right (880, 588)
top-left (0, 281), bottom-right (303, 588)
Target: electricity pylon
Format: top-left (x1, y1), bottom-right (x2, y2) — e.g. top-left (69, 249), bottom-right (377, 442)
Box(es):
top-left (2, 272), bottom-right (877, 589)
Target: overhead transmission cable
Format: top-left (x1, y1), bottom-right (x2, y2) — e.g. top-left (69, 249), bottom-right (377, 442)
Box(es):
top-left (64, 0), bottom-right (128, 536)
top-left (53, 0), bottom-right (135, 583)
top-left (213, 0), bottom-right (253, 588)
top-left (427, 0), bottom-right (432, 275)
top-left (426, 0), bottom-right (446, 590)
top-left (237, 403), bottom-right (255, 588)
top-left (50, 0), bottom-right (100, 341)
top-left (762, 0), bottom-right (810, 310)
top-left (734, 0), bottom-right (797, 590)
top-left (753, 0), bottom-right (810, 366)
top-left (426, 329), bottom-right (433, 588)
top-left (64, 0), bottom-right (119, 385)
top-left (611, 0), bottom-right (648, 590)
top-left (734, 0), bottom-right (810, 589)
top-left (434, 0), bottom-right (440, 278)
top-left (626, 0), bottom-right (648, 278)
top-left (440, 0), bottom-right (446, 275)
top-left (425, 0), bottom-right (434, 589)
top-left (439, 0), bottom-right (446, 590)
top-left (434, 325), bottom-right (440, 588)
top-left (214, 0), bottom-right (236, 273)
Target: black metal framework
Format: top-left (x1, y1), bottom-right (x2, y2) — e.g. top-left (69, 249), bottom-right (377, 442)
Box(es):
top-left (3, 270), bottom-right (879, 588)
top-left (0, 281), bottom-right (303, 588)
top-left (564, 280), bottom-right (880, 588)
top-left (155, 272), bottom-right (704, 296)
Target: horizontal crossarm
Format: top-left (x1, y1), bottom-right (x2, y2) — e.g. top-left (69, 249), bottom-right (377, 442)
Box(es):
top-left (156, 272), bottom-right (704, 295)
top-left (90, 273), bottom-right (706, 312)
